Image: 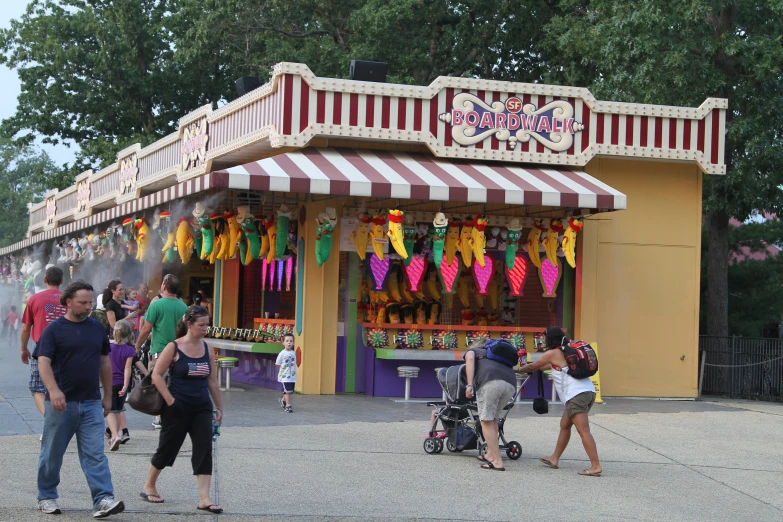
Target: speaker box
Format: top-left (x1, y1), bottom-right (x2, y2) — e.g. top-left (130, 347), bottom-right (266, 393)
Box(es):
top-left (235, 76), bottom-right (261, 97)
top-left (350, 60), bottom-right (388, 83)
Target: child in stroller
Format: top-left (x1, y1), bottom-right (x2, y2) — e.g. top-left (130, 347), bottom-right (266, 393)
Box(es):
top-left (423, 365), bottom-right (531, 459)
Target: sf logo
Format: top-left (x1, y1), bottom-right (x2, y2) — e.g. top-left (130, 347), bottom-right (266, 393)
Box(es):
top-left (505, 97), bottom-right (523, 114)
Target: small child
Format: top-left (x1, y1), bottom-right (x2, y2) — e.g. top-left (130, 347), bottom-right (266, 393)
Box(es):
top-left (275, 333), bottom-right (296, 413)
top-left (106, 320), bottom-right (148, 450)
top-left (5, 306), bottom-right (19, 340)
top-left (121, 288), bottom-right (140, 331)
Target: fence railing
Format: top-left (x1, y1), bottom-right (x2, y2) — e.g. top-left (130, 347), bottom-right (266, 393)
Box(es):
top-left (699, 336), bottom-right (783, 401)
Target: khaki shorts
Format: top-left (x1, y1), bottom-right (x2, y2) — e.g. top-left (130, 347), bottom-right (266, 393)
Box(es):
top-left (476, 380), bottom-right (515, 421)
top-left (147, 352), bottom-right (158, 373)
top-left (565, 391), bottom-right (596, 419)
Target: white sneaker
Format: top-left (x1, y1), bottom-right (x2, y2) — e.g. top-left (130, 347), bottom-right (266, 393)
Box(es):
top-left (109, 436), bottom-right (121, 451)
top-left (93, 496), bottom-right (124, 518)
top-left (38, 499), bottom-right (61, 514)
top-left (151, 417), bottom-right (162, 429)
top-left (39, 434), bottom-right (43, 442)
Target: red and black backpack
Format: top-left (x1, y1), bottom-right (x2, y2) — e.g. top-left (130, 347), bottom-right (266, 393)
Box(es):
top-left (560, 341), bottom-right (598, 379)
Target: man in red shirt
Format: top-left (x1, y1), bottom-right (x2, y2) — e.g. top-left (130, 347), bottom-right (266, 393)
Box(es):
top-left (21, 266), bottom-right (67, 417)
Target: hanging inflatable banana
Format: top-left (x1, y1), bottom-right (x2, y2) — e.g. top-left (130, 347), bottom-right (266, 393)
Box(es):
top-left (459, 217), bottom-right (475, 267)
top-left (157, 211), bottom-right (176, 263)
top-left (387, 265), bottom-right (403, 302)
top-left (561, 217), bottom-right (584, 268)
top-left (266, 218), bottom-right (278, 263)
top-left (212, 213), bottom-right (229, 261)
top-left (471, 216), bottom-right (488, 267)
top-left (445, 218), bottom-right (460, 266)
top-left (276, 205), bottom-right (291, 258)
top-left (175, 217), bottom-right (194, 264)
top-left (544, 219), bottom-right (564, 266)
top-left (370, 214), bottom-right (387, 261)
top-left (432, 213), bottom-right (448, 268)
top-left (225, 211), bottom-right (241, 259)
top-left (458, 274), bottom-right (471, 308)
top-left (258, 216), bottom-right (271, 258)
top-left (237, 206), bottom-right (260, 266)
top-left (386, 209), bottom-right (407, 259)
top-left (526, 220), bottom-right (547, 268)
top-left (401, 276), bottom-right (415, 303)
top-left (426, 264), bottom-right (441, 300)
top-left (352, 212), bottom-right (372, 260)
top-left (489, 267), bottom-right (501, 311)
top-left (134, 218), bottom-right (150, 262)
top-left (506, 219), bottom-right (523, 269)
top-left (402, 214), bottom-right (417, 266)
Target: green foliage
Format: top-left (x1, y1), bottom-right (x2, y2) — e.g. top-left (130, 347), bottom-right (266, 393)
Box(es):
top-left (0, 138), bottom-right (60, 247)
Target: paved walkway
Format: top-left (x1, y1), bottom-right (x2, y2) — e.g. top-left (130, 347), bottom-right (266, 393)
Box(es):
top-left (1, 339), bottom-right (782, 521)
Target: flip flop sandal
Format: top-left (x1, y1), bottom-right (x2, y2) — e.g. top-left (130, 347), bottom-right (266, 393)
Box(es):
top-left (481, 462), bottom-right (506, 471)
top-left (198, 505), bottom-right (224, 513)
top-left (578, 469), bottom-right (602, 477)
top-left (477, 455), bottom-right (490, 463)
top-left (540, 458), bottom-right (559, 469)
top-left (139, 492), bottom-right (164, 503)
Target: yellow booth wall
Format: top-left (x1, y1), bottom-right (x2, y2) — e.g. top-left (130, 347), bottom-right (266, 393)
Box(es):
top-left (577, 158), bottom-right (702, 397)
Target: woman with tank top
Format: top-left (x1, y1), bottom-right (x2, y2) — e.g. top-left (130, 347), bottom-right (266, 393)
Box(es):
top-left (141, 305), bottom-right (225, 513)
top-left (517, 326), bottom-right (602, 477)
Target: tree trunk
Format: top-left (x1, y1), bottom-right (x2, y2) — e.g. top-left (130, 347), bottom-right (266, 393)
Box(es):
top-left (705, 211), bottom-right (729, 336)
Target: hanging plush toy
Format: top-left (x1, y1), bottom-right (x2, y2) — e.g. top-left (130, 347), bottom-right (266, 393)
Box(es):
top-left (134, 218), bottom-right (150, 262)
top-left (544, 219), bottom-right (564, 267)
top-left (445, 218), bottom-right (460, 266)
top-left (225, 211), bottom-right (241, 259)
top-left (471, 216), bottom-right (488, 267)
top-left (561, 217), bottom-right (584, 268)
top-left (506, 219), bottom-right (523, 269)
top-left (265, 216), bottom-right (278, 263)
top-left (192, 202), bottom-right (213, 260)
top-left (352, 211), bottom-right (372, 260)
top-left (258, 216), bottom-right (271, 259)
top-left (315, 211), bottom-right (336, 267)
top-left (237, 206), bottom-right (260, 266)
top-left (175, 217), bottom-right (194, 264)
top-left (276, 205), bottom-right (291, 258)
top-left (525, 219), bottom-right (546, 268)
top-left (156, 211), bottom-right (176, 263)
top-left (370, 214), bottom-right (387, 261)
top-left (211, 212), bottom-right (229, 261)
top-left (459, 217), bottom-right (475, 267)
top-left (402, 214), bottom-right (417, 265)
top-left (386, 209), bottom-right (407, 259)
top-left (432, 213), bottom-right (448, 268)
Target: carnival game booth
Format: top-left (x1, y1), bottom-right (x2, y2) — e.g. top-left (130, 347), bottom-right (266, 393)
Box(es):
top-left (2, 62), bottom-right (726, 398)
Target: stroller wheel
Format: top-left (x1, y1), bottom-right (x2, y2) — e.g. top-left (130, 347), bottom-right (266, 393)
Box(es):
top-left (446, 440), bottom-right (462, 453)
top-left (506, 441), bottom-right (522, 460)
top-left (434, 439), bottom-right (444, 453)
top-left (423, 438), bottom-right (438, 454)
top-left (478, 443), bottom-right (488, 457)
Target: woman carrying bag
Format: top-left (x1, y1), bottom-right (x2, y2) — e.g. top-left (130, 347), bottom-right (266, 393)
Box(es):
top-left (140, 305), bottom-right (225, 514)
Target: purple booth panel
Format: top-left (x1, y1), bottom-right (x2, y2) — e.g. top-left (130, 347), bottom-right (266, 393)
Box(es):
top-left (223, 351), bottom-right (280, 390)
top-left (335, 336), bottom-right (346, 393)
top-left (372, 359), bottom-right (463, 398)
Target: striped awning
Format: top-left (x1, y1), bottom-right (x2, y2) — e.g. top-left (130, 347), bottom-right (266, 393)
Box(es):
top-left (211, 149), bottom-right (626, 211)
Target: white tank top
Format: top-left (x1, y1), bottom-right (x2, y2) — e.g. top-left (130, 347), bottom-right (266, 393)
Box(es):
top-left (551, 364), bottom-right (595, 403)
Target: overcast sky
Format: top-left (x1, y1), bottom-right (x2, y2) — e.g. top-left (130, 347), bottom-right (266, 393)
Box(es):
top-left (1, 0), bottom-right (78, 167)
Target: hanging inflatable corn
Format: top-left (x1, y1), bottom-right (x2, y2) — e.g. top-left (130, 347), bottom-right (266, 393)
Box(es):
top-left (386, 209), bottom-right (407, 259)
top-left (402, 214), bottom-right (417, 266)
top-left (432, 213), bottom-right (448, 268)
top-left (224, 210), bottom-right (241, 259)
top-left (370, 214), bottom-right (387, 261)
top-left (134, 218), bottom-right (150, 262)
top-left (506, 218), bottom-right (523, 269)
top-left (544, 219), bottom-right (564, 267)
top-left (471, 216), bottom-right (488, 267)
top-left (352, 212), bottom-right (372, 260)
top-left (525, 219), bottom-right (547, 268)
top-left (175, 217), bottom-right (194, 264)
top-left (236, 206), bottom-right (260, 266)
top-left (459, 217), bottom-right (475, 267)
top-left (276, 205), bottom-right (291, 258)
top-left (561, 217), bottom-right (584, 268)
top-left (445, 218), bottom-right (461, 267)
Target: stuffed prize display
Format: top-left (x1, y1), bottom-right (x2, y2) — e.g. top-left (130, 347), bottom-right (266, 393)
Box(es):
top-left (370, 214), bottom-right (387, 261)
top-left (431, 212), bottom-right (448, 268)
top-left (445, 218), bottom-right (460, 267)
top-left (193, 202), bottom-right (214, 260)
top-left (386, 209), bottom-right (407, 259)
top-left (175, 217), bottom-right (194, 264)
top-left (257, 216), bottom-right (271, 258)
top-left (134, 218), bottom-right (151, 262)
top-left (237, 206), bottom-right (260, 266)
top-left (544, 218), bottom-right (564, 267)
top-left (157, 211), bottom-right (176, 263)
top-left (561, 217), bottom-right (583, 268)
top-left (459, 216), bottom-right (475, 267)
top-left (211, 212), bottom-right (229, 261)
top-left (315, 213), bottom-right (336, 267)
top-left (276, 205), bottom-right (292, 258)
top-left (506, 218), bottom-right (523, 269)
top-left (352, 212), bottom-right (372, 260)
top-left (265, 217), bottom-right (278, 263)
top-left (225, 210), bottom-right (241, 259)
top-left (471, 216), bottom-right (488, 267)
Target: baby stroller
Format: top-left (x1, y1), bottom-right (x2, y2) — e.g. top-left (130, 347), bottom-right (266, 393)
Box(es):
top-left (423, 365), bottom-right (531, 460)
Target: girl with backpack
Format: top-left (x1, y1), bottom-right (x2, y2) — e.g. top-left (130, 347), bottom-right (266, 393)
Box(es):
top-left (517, 326), bottom-right (602, 477)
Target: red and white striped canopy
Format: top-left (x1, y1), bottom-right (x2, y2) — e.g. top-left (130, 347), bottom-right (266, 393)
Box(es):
top-left (211, 149), bottom-right (626, 211)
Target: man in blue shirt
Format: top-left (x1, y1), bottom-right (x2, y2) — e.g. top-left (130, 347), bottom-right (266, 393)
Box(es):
top-left (34, 280), bottom-right (125, 518)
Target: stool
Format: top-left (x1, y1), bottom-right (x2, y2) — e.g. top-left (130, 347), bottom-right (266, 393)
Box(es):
top-left (434, 368), bottom-right (445, 400)
top-left (397, 366), bottom-right (420, 401)
top-left (216, 357), bottom-right (240, 391)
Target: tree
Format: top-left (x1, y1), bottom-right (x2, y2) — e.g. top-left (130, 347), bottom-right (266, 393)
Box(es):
top-left (543, 0), bottom-right (783, 336)
top-left (0, 0), bottom-right (235, 175)
top-left (0, 138), bottom-right (60, 247)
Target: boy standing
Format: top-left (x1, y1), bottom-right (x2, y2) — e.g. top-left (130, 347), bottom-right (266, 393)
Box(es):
top-left (275, 334), bottom-right (296, 413)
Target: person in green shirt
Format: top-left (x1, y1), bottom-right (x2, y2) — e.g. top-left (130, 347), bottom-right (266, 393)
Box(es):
top-left (135, 274), bottom-right (188, 429)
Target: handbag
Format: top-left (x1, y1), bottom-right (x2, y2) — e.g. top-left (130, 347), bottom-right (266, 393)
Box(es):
top-left (127, 372), bottom-right (168, 416)
top-left (533, 370), bottom-right (549, 415)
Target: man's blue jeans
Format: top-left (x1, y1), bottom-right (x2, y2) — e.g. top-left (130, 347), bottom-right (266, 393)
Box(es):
top-left (38, 400), bottom-right (115, 508)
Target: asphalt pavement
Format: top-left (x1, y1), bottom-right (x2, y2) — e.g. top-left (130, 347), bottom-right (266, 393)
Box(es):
top-left (1, 337), bottom-right (782, 521)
